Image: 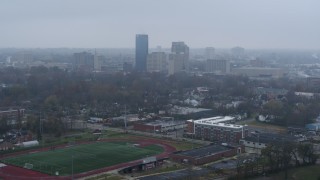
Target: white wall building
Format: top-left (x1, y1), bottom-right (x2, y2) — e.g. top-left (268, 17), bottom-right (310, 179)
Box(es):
top-left (205, 47), bottom-right (215, 59)
top-left (187, 116), bottom-right (248, 143)
top-left (168, 42), bottom-right (189, 75)
top-left (147, 52), bottom-right (167, 73)
top-left (206, 59), bottom-right (230, 74)
top-left (94, 53), bottom-right (102, 71)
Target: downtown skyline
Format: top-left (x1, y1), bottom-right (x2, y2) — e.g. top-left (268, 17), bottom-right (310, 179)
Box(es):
top-left (1, 0), bottom-right (320, 49)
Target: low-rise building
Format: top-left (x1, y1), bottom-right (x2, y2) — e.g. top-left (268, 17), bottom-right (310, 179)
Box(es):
top-left (240, 133), bottom-right (298, 154)
top-left (0, 108), bottom-right (25, 126)
top-left (186, 116), bottom-right (247, 143)
top-left (133, 120), bottom-right (186, 133)
top-left (232, 67), bottom-right (285, 78)
top-left (305, 123), bottom-right (320, 131)
top-left (170, 144), bottom-right (243, 165)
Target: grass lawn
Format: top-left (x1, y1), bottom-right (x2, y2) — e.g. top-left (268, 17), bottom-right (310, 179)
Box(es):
top-left (2, 142), bottom-right (163, 176)
top-left (251, 165), bottom-right (320, 180)
top-left (275, 165), bottom-right (320, 180)
top-left (237, 120), bottom-right (287, 133)
top-left (100, 131), bottom-right (202, 151)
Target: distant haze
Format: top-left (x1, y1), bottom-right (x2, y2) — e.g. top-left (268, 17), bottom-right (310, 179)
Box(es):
top-left (1, 0), bottom-right (319, 49)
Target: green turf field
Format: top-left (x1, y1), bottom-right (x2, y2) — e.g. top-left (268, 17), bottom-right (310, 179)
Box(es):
top-left (1, 142), bottom-right (163, 176)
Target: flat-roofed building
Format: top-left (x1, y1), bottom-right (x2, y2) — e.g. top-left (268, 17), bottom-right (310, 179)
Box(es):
top-left (73, 52), bottom-right (94, 71)
top-left (0, 108), bottom-right (25, 126)
top-left (232, 67), bottom-right (285, 78)
top-left (133, 120), bottom-right (186, 133)
top-left (206, 59), bottom-right (230, 74)
top-left (147, 52), bottom-right (167, 73)
top-left (240, 132), bottom-right (299, 154)
top-left (187, 116), bottom-right (247, 143)
top-left (168, 42), bottom-right (189, 75)
top-left (170, 144), bottom-right (243, 165)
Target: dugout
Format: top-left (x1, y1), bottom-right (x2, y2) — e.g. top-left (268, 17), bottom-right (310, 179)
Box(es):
top-left (19, 140), bottom-right (39, 148)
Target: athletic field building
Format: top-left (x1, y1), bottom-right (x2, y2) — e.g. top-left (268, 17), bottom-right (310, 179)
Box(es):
top-left (133, 120), bottom-right (186, 133)
top-left (186, 116), bottom-right (248, 143)
top-left (170, 144), bottom-right (243, 165)
top-left (119, 156), bottom-right (167, 174)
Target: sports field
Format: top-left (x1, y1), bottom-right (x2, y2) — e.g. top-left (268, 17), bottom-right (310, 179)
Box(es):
top-left (1, 142), bottom-right (163, 176)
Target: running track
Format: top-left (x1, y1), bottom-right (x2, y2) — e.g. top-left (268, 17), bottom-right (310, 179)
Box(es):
top-left (0, 137), bottom-right (177, 180)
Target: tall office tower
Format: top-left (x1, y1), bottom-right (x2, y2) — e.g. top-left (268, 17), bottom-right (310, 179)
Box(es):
top-left (73, 52), bottom-right (94, 71)
top-left (231, 46), bottom-right (245, 59)
top-left (206, 59), bottom-right (230, 74)
top-left (147, 52), bottom-right (167, 73)
top-left (168, 42), bottom-right (189, 75)
top-left (171, 42), bottom-right (189, 55)
top-left (135, 34), bottom-right (148, 72)
top-left (93, 51), bottom-right (102, 71)
top-left (205, 47), bottom-right (215, 59)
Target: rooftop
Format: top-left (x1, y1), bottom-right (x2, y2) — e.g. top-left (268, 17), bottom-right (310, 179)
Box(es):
top-left (175, 144), bottom-right (232, 158)
top-left (144, 120), bottom-right (185, 127)
top-left (244, 133), bottom-right (298, 144)
top-left (188, 116), bottom-right (243, 129)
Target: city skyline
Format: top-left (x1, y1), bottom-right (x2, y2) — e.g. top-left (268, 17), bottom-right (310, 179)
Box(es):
top-left (1, 0), bottom-right (320, 49)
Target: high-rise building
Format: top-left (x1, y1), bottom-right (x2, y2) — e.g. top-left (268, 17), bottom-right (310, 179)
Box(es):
top-left (231, 46), bottom-right (245, 58)
top-left (171, 42), bottom-right (189, 55)
top-left (93, 51), bottom-right (103, 71)
top-left (205, 47), bottom-right (215, 59)
top-left (168, 42), bottom-right (189, 75)
top-left (135, 34), bottom-right (148, 72)
top-left (206, 59), bottom-right (230, 74)
top-left (147, 52), bottom-right (167, 73)
top-left (73, 52), bottom-right (94, 71)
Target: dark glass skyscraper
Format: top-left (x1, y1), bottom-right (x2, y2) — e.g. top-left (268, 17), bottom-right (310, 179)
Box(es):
top-left (135, 34), bottom-right (148, 72)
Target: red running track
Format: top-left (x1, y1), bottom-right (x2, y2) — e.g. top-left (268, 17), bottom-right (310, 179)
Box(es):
top-left (0, 137), bottom-right (177, 180)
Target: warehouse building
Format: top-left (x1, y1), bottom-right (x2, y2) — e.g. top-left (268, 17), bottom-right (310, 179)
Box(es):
top-left (170, 144), bottom-right (243, 165)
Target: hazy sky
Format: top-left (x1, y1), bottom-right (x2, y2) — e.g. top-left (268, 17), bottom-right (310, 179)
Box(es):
top-left (1, 0), bottom-right (319, 49)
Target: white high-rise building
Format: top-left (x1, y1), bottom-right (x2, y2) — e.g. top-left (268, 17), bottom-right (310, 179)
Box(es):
top-left (168, 42), bottom-right (189, 75)
top-left (206, 59), bottom-right (230, 74)
top-left (94, 52), bottom-right (102, 71)
top-left (205, 47), bottom-right (215, 60)
top-left (147, 52), bottom-right (167, 73)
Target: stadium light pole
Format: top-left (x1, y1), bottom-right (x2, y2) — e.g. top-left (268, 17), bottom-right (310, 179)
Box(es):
top-left (71, 155), bottom-right (74, 180)
top-left (192, 119), bottom-right (195, 149)
top-left (124, 105), bottom-right (127, 132)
